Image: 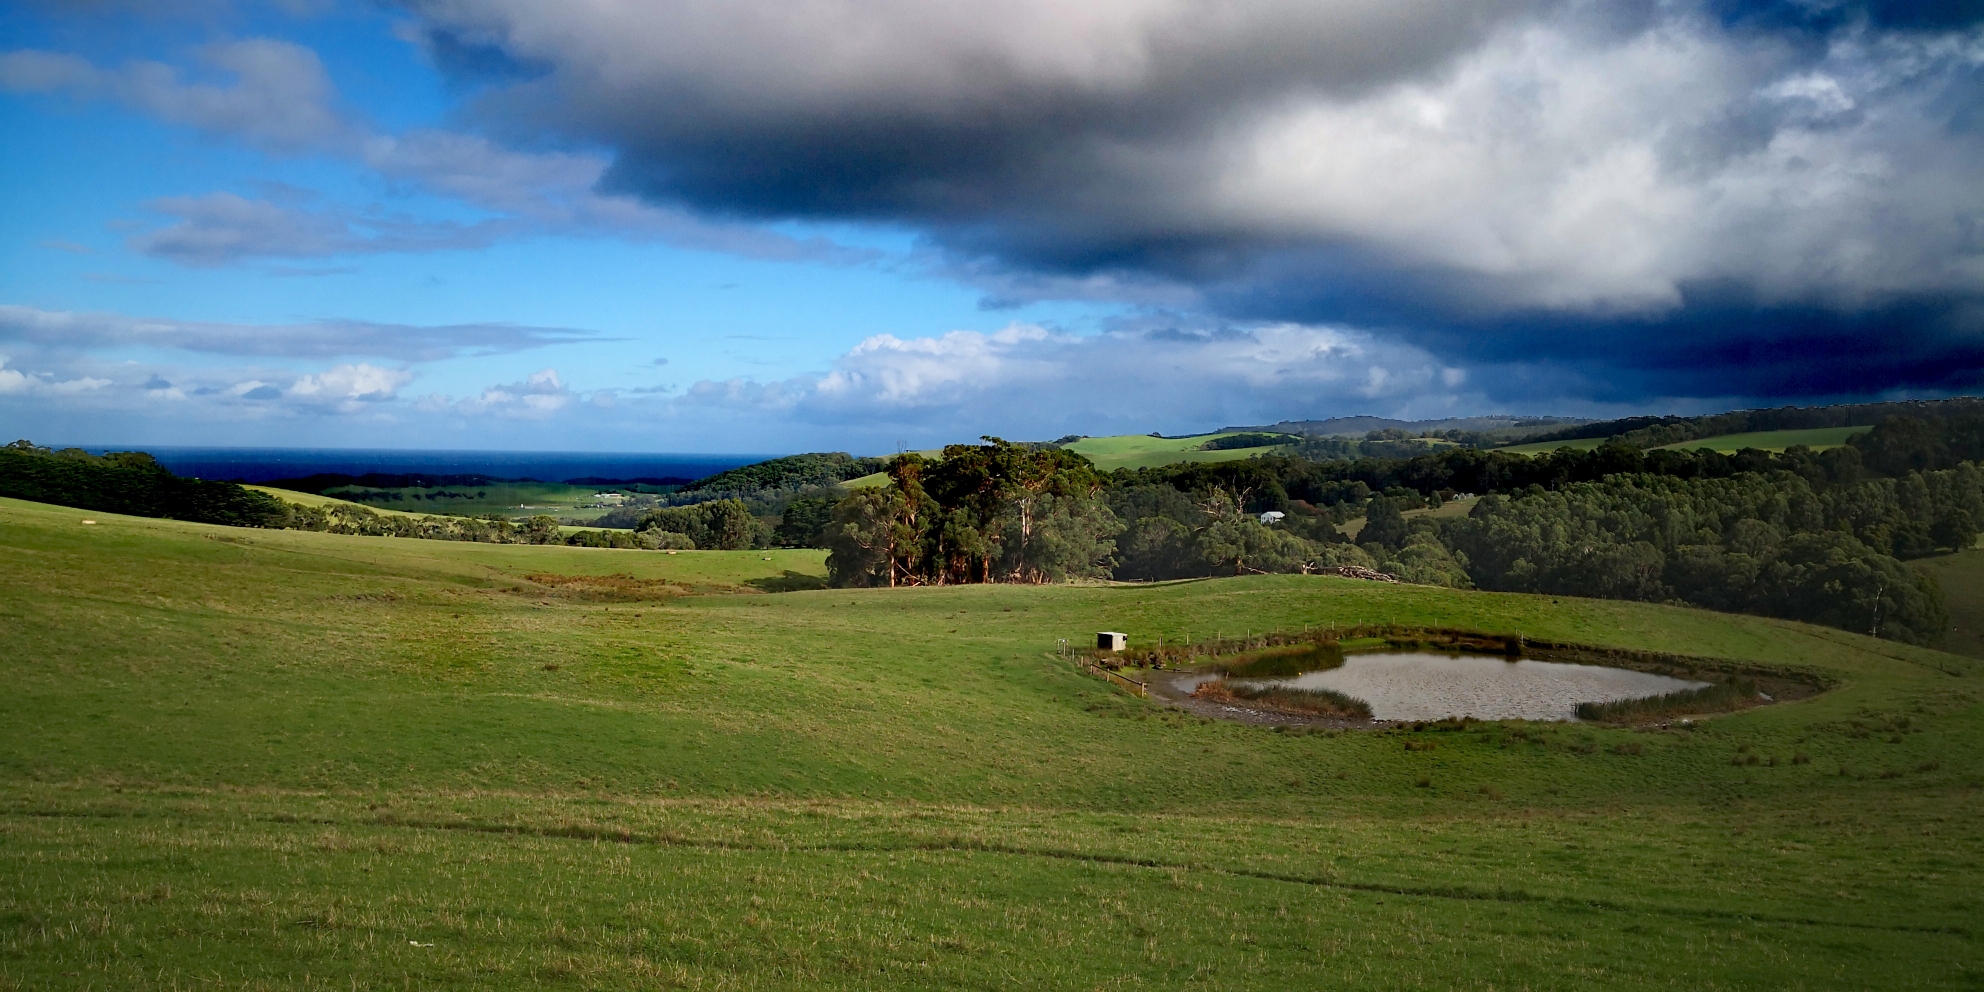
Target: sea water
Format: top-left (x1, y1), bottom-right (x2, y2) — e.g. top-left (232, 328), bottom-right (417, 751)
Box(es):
top-left (44, 446), bottom-right (771, 484)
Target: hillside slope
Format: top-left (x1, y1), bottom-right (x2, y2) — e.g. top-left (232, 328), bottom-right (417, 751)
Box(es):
top-left (2, 496), bottom-right (1980, 988)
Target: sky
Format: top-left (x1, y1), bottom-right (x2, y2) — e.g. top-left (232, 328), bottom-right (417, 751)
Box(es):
top-left (2, 0), bottom-right (1982, 454)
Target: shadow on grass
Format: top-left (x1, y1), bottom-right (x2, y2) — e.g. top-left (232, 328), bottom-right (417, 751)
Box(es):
top-left (746, 570), bottom-right (830, 593)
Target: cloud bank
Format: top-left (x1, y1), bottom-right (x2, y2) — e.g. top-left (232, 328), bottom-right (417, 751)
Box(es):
top-left (396, 0), bottom-right (1984, 401)
top-left (0, 315), bottom-right (1511, 450)
top-left (0, 305), bottom-right (598, 361)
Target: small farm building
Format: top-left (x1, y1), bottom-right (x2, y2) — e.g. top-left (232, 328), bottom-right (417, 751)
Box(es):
top-left (1096, 631), bottom-right (1127, 652)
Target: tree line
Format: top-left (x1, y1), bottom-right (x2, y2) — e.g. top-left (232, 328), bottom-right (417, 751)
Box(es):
top-left (783, 421), bottom-right (1983, 644)
top-left (0, 441), bottom-right (677, 551)
top-left (1, 442), bottom-right (290, 527)
top-left (1520, 396), bottom-right (1984, 449)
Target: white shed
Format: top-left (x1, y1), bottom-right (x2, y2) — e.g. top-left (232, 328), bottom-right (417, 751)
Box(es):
top-left (1259, 511), bottom-right (1286, 525)
top-left (1096, 631), bottom-right (1127, 652)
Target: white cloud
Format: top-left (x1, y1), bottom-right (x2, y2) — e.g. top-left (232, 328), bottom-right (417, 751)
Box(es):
top-left (0, 39), bottom-right (359, 153)
top-left (1, 39), bottom-right (874, 268)
top-left (683, 321), bottom-right (1471, 439)
top-left (1211, 22), bottom-right (1984, 310)
top-left (433, 368), bottom-right (576, 419)
top-left (0, 355), bottom-right (112, 396)
top-left (0, 304), bottom-right (596, 360)
top-left (284, 363), bottom-right (414, 412)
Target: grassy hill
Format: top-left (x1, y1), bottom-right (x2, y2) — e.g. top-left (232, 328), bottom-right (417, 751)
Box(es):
top-left (1339, 494), bottom-right (1480, 539)
top-left (298, 480), bottom-right (634, 522)
top-left (846, 434), bottom-right (1296, 487)
top-left (1915, 546), bottom-right (1984, 660)
top-left (1503, 426), bottom-right (1870, 456)
top-left (245, 484), bottom-right (436, 520)
top-left (1653, 426), bottom-right (1869, 452)
top-left (1498, 436), bottom-right (1609, 455)
top-left (1059, 432), bottom-right (1295, 470)
top-left (249, 485), bottom-right (612, 536)
top-left (3, 496), bottom-right (1981, 988)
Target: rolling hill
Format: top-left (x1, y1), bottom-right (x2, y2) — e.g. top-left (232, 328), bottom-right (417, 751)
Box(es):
top-left (3, 494), bottom-right (1979, 988)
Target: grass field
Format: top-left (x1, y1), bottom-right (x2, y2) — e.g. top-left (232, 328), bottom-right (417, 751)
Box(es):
top-left (1654, 426), bottom-right (1871, 453)
top-left (1498, 437), bottom-right (1609, 454)
top-left (1339, 495), bottom-right (1480, 539)
top-left (250, 487), bottom-right (602, 536)
top-left (3, 495), bottom-right (1982, 988)
top-left (1502, 427), bottom-right (1870, 457)
top-left (845, 435), bottom-right (1299, 486)
top-left (297, 481), bottom-right (638, 522)
top-left (246, 486), bottom-right (435, 520)
top-left (1916, 546), bottom-right (1984, 660)
top-left (1058, 431), bottom-right (1286, 463)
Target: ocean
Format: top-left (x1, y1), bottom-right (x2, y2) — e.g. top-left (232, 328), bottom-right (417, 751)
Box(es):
top-left (55, 446), bottom-right (772, 484)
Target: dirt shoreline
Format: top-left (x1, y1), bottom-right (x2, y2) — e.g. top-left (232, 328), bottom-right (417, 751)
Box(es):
top-left (1144, 670), bottom-right (1392, 729)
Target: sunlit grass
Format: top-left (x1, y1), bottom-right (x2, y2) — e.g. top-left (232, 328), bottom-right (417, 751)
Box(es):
top-left (2, 495), bottom-right (1981, 988)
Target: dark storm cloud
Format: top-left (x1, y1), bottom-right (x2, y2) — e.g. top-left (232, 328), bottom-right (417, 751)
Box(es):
top-left (398, 0), bottom-right (1984, 403)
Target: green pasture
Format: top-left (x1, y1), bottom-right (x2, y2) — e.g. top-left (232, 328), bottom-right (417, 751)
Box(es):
top-left (1340, 495), bottom-right (1479, 539)
top-left (252, 487), bottom-right (609, 536)
top-left (1061, 433), bottom-right (1293, 471)
top-left (247, 485), bottom-right (434, 520)
top-left (846, 435), bottom-right (1296, 485)
top-left (305, 481), bottom-right (633, 521)
top-left (1504, 426), bottom-right (1871, 457)
top-left (1499, 436), bottom-right (1608, 455)
top-left (1917, 546), bottom-right (1984, 660)
top-left (1655, 426), bottom-right (1871, 453)
top-left (2, 495), bottom-right (1982, 988)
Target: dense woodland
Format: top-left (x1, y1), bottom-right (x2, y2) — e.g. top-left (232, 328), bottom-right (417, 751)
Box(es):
top-left (0, 442), bottom-right (291, 527)
top-left (774, 414), bottom-right (1984, 644)
top-left (1523, 395), bottom-right (1984, 449)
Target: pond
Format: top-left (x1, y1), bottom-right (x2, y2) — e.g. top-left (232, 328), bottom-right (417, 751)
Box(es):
top-left (1236, 651), bottom-right (1710, 722)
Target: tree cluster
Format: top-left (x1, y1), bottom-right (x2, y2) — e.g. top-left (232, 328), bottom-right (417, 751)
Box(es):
top-left (1431, 468), bottom-right (1975, 644)
top-left (1520, 397), bottom-right (1984, 449)
top-left (1, 441), bottom-right (289, 527)
top-left (823, 440), bottom-right (1124, 586)
top-left (632, 499), bottom-right (763, 550)
top-left (677, 452), bottom-right (889, 496)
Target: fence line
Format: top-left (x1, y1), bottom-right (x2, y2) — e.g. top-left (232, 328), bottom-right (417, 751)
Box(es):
top-left (1085, 664), bottom-right (1148, 698)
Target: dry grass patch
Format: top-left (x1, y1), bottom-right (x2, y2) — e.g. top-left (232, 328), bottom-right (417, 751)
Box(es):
top-left (518, 573), bottom-right (687, 602)
top-left (1190, 678), bottom-right (1373, 718)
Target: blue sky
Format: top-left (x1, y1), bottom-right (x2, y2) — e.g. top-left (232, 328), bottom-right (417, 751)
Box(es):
top-left (4, 0), bottom-right (1982, 453)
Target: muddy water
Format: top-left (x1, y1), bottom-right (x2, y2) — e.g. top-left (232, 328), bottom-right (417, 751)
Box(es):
top-left (1242, 652), bottom-right (1708, 722)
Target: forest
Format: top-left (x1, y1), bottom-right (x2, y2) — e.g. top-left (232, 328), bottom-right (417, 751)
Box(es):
top-left (0, 441), bottom-right (290, 527)
top-left (776, 414), bottom-right (1984, 644)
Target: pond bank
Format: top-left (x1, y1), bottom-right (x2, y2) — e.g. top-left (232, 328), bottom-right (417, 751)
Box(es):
top-left (1105, 624), bottom-right (1830, 726)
